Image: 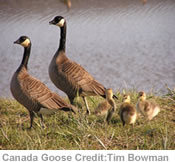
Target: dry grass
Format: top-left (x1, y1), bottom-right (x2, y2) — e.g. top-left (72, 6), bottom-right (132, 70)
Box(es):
top-left (0, 89), bottom-right (175, 150)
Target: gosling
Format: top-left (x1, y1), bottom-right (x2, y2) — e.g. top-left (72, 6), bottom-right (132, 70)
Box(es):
top-left (136, 91), bottom-right (160, 120)
top-left (95, 88), bottom-right (116, 124)
top-left (119, 95), bottom-right (137, 126)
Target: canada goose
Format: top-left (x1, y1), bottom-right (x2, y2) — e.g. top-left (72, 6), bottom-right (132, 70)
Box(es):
top-left (119, 95), bottom-right (137, 126)
top-left (49, 16), bottom-right (117, 115)
top-left (136, 91), bottom-right (160, 120)
top-left (95, 88), bottom-right (116, 123)
top-left (10, 36), bottom-right (77, 129)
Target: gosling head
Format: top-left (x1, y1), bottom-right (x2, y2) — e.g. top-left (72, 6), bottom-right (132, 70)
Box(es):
top-left (123, 94), bottom-right (131, 103)
top-left (138, 91), bottom-right (146, 101)
top-left (49, 16), bottom-right (65, 27)
top-left (105, 88), bottom-right (113, 100)
top-left (14, 36), bottom-right (31, 48)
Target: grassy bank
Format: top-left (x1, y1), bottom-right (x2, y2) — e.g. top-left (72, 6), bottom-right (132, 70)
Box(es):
top-left (0, 89), bottom-right (175, 150)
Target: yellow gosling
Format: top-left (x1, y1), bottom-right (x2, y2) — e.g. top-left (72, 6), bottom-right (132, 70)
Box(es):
top-left (136, 91), bottom-right (160, 120)
top-left (119, 95), bottom-right (137, 126)
top-left (95, 88), bottom-right (116, 123)
top-left (95, 101), bottom-right (110, 116)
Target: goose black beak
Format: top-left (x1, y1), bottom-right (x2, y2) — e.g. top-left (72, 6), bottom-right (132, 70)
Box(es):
top-left (14, 39), bottom-right (20, 44)
top-left (49, 20), bottom-right (56, 25)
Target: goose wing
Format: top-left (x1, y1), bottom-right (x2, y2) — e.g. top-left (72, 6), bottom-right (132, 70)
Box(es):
top-left (21, 75), bottom-right (71, 110)
top-left (61, 60), bottom-right (105, 96)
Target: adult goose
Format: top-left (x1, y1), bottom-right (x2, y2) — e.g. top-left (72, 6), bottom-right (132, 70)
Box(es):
top-left (136, 91), bottom-right (160, 120)
top-left (49, 16), bottom-right (117, 115)
top-left (10, 36), bottom-right (77, 129)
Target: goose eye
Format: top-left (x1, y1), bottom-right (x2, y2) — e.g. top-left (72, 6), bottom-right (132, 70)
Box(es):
top-left (20, 37), bottom-right (26, 42)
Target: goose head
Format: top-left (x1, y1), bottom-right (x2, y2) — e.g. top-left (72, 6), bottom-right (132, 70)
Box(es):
top-left (14, 36), bottom-right (31, 48)
top-left (49, 16), bottom-right (65, 27)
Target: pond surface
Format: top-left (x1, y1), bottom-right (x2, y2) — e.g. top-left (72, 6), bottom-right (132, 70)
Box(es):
top-left (0, 0), bottom-right (175, 97)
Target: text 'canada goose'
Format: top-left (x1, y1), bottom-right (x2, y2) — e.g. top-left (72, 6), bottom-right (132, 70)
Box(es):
top-left (10, 36), bottom-right (77, 129)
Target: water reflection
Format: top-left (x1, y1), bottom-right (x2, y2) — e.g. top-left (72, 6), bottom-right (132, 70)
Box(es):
top-left (0, 0), bottom-right (175, 97)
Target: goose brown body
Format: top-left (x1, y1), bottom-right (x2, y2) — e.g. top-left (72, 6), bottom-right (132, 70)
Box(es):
top-left (49, 16), bottom-right (109, 114)
top-left (11, 67), bottom-right (76, 113)
top-left (10, 36), bottom-right (77, 128)
top-left (49, 51), bottom-right (105, 100)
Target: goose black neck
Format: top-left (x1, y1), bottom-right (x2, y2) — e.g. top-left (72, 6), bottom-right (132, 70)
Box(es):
top-left (18, 44), bottom-right (31, 71)
top-left (58, 22), bottom-right (66, 52)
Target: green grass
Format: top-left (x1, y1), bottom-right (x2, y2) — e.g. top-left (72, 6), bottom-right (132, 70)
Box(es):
top-left (0, 89), bottom-right (175, 150)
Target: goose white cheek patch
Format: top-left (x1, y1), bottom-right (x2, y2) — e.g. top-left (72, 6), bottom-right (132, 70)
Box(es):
top-left (57, 19), bottom-right (65, 27)
top-left (21, 39), bottom-right (30, 47)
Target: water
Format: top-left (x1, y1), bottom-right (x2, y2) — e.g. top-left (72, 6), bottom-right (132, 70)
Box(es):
top-left (0, 0), bottom-right (175, 97)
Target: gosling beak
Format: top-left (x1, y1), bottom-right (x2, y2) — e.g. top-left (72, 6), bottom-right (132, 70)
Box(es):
top-left (113, 94), bottom-right (118, 100)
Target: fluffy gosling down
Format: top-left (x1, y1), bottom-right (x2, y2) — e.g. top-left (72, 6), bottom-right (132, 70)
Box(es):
top-left (136, 91), bottom-right (160, 120)
top-left (95, 88), bottom-right (116, 123)
top-left (119, 95), bottom-right (137, 126)
top-left (10, 36), bottom-right (77, 129)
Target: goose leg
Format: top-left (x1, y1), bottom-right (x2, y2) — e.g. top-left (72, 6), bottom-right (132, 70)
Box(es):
top-left (82, 96), bottom-right (90, 115)
top-left (38, 114), bottom-right (45, 129)
top-left (29, 111), bottom-right (34, 129)
top-left (68, 96), bottom-right (74, 105)
top-left (122, 121), bottom-right (125, 127)
top-left (106, 107), bottom-right (114, 124)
